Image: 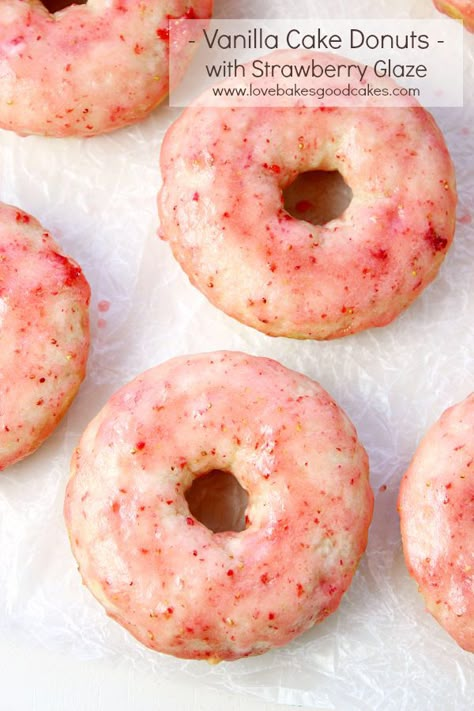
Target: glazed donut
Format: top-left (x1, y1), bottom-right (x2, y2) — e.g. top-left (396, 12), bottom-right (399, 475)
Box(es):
top-left (398, 394), bottom-right (474, 652)
top-left (0, 1), bottom-right (213, 137)
top-left (65, 351), bottom-right (373, 662)
top-left (0, 202), bottom-right (90, 470)
top-left (433, 0), bottom-right (474, 32)
top-left (158, 50), bottom-right (456, 340)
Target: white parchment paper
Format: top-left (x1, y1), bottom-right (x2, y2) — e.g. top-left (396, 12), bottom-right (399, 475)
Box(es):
top-left (0, 1), bottom-right (473, 709)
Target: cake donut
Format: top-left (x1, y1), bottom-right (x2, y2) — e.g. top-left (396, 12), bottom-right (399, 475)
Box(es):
top-left (398, 394), bottom-right (474, 652)
top-left (158, 50), bottom-right (457, 340)
top-left (0, 1), bottom-right (213, 137)
top-left (0, 202), bottom-right (90, 470)
top-left (65, 351), bottom-right (373, 662)
top-left (433, 1), bottom-right (474, 32)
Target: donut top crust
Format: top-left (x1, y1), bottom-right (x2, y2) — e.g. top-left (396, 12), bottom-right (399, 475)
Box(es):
top-left (0, 1), bottom-right (213, 136)
top-left (399, 394), bottom-right (474, 652)
top-left (0, 202), bottom-right (90, 470)
top-left (65, 351), bottom-right (373, 661)
top-left (158, 50), bottom-right (456, 340)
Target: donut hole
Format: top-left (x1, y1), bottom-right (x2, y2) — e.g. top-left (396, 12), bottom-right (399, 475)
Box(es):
top-left (283, 170), bottom-right (353, 226)
top-left (185, 470), bottom-right (249, 534)
top-left (41, 0), bottom-right (87, 12)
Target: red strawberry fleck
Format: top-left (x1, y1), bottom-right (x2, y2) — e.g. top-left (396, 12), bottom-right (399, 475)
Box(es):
top-left (424, 226), bottom-right (448, 252)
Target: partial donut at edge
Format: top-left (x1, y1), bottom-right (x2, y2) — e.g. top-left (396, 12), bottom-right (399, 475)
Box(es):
top-left (0, 202), bottom-right (90, 470)
top-left (0, 1), bottom-right (213, 137)
top-left (398, 394), bottom-right (474, 653)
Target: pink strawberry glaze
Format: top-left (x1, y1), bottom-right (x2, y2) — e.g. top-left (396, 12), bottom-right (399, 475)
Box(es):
top-left (0, 0), bottom-right (213, 137)
top-left (0, 202), bottom-right (90, 470)
top-left (399, 394), bottom-right (474, 652)
top-left (65, 351), bottom-right (373, 662)
top-left (158, 50), bottom-right (457, 340)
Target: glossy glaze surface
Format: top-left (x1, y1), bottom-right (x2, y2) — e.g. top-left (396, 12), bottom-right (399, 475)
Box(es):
top-left (65, 351), bottom-right (373, 661)
top-left (399, 394), bottom-right (474, 652)
top-left (0, 202), bottom-right (90, 470)
top-left (0, 0), bottom-right (213, 136)
top-left (158, 50), bottom-right (457, 340)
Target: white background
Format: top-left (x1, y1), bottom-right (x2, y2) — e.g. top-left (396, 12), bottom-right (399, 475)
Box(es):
top-left (0, 1), bottom-right (473, 710)
top-left (0, 636), bottom-right (308, 711)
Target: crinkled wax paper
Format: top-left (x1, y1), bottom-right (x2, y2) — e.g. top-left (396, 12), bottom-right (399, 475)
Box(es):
top-left (0, 1), bottom-right (473, 709)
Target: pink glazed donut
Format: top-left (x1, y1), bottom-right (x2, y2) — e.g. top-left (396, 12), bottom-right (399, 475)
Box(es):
top-left (158, 50), bottom-right (457, 340)
top-left (0, 202), bottom-right (90, 470)
top-left (0, 1), bottom-right (213, 137)
top-left (398, 394), bottom-right (474, 652)
top-left (65, 351), bottom-right (373, 662)
top-left (433, 1), bottom-right (474, 32)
